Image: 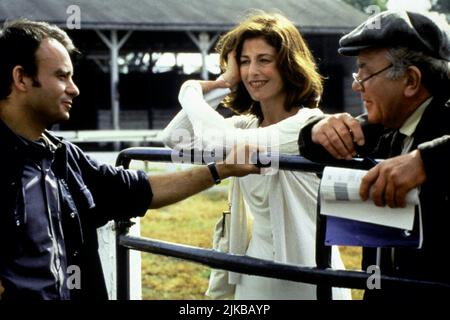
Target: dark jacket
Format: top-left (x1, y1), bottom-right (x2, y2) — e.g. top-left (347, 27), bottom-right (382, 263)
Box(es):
top-left (298, 96), bottom-right (450, 299)
top-left (0, 120), bottom-right (152, 300)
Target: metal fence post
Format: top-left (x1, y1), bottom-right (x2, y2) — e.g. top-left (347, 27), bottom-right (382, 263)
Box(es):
top-left (112, 147), bottom-right (450, 299)
top-left (315, 186), bottom-right (332, 300)
top-left (116, 219), bottom-right (133, 300)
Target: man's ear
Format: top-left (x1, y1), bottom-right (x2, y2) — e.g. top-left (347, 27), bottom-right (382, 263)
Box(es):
top-left (11, 65), bottom-right (30, 92)
top-left (403, 66), bottom-right (422, 98)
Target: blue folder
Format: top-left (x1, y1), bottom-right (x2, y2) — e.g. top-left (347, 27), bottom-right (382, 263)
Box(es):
top-left (325, 212), bottom-right (422, 248)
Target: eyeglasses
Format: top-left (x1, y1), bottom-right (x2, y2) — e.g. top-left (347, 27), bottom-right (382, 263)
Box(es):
top-left (352, 64), bottom-right (393, 91)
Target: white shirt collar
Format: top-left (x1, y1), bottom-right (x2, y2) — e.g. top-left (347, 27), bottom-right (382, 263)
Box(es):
top-left (399, 97), bottom-right (433, 137)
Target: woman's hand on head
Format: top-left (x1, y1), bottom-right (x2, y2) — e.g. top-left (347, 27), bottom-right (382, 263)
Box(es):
top-left (222, 51), bottom-right (240, 89)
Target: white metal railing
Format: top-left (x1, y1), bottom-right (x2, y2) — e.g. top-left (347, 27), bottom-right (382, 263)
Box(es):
top-left (54, 130), bottom-right (163, 143)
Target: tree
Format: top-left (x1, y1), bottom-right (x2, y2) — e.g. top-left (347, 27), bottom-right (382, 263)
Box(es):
top-left (431, 0), bottom-right (450, 14)
top-left (342, 0), bottom-right (388, 12)
top-left (342, 0), bottom-right (449, 21)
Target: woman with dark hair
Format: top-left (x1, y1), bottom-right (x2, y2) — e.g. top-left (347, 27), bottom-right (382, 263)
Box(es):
top-left (162, 11), bottom-right (350, 300)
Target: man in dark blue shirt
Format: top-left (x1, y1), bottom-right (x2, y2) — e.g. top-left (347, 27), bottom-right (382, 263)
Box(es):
top-left (0, 19), bottom-right (259, 300)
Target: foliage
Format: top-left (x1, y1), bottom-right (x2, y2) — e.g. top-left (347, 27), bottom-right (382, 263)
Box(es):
top-left (342, 0), bottom-right (449, 22)
top-left (341, 0), bottom-right (388, 12)
top-left (431, 0), bottom-right (450, 14)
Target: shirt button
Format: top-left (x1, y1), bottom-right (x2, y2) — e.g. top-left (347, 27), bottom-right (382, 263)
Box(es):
top-left (70, 212), bottom-right (76, 218)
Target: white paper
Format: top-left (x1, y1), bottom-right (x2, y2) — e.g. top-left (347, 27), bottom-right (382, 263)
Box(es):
top-left (320, 166), bottom-right (420, 230)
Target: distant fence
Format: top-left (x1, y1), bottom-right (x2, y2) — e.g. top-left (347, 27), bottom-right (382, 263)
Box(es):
top-left (114, 147), bottom-right (450, 300)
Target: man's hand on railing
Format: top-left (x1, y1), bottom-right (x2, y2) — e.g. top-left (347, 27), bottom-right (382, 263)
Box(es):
top-left (148, 144), bottom-right (259, 209)
top-left (217, 144), bottom-right (261, 178)
top-left (311, 113), bottom-right (365, 160)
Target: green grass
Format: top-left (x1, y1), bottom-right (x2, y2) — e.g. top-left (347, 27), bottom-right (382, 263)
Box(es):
top-left (140, 190), bottom-right (364, 300)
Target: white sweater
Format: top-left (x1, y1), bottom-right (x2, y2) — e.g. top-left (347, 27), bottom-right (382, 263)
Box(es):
top-left (161, 80), bottom-right (351, 300)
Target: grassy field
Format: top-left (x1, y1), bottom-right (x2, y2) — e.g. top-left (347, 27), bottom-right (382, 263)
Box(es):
top-left (140, 189), bottom-right (364, 300)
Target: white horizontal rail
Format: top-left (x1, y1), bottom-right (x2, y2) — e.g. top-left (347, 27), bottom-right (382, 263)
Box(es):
top-left (54, 130), bottom-right (163, 143)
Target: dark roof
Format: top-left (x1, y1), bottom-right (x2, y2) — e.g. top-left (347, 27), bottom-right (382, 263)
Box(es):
top-left (0, 0), bottom-right (367, 33)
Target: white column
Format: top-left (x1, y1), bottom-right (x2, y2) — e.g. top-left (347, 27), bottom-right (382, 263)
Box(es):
top-left (96, 30), bottom-right (132, 130)
top-left (187, 31), bottom-right (219, 80)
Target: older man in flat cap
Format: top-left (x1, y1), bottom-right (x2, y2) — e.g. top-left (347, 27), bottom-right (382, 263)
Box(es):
top-left (298, 10), bottom-right (450, 299)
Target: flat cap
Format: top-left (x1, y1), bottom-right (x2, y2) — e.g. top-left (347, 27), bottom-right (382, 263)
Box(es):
top-left (339, 10), bottom-right (450, 61)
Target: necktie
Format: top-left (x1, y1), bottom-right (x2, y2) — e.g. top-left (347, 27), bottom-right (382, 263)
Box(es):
top-left (381, 130), bottom-right (407, 274)
top-left (389, 130), bottom-right (406, 157)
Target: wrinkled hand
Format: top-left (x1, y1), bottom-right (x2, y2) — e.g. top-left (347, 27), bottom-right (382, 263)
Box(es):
top-left (360, 150), bottom-right (426, 208)
top-left (217, 144), bottom-right (260, 178)
top-left (221, 51), bottom-right (240, 89)
top-left (311, 113), bottom-right (365, 160)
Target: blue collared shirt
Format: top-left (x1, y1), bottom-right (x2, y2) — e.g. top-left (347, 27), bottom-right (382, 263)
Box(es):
top-left (1, 135), bottom-right (70, 299)
top-left (0, 120), bottom-right (152, 300)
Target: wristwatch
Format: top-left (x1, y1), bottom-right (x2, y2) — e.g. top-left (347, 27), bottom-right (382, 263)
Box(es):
top-left (207, 162), bottom-right (221, 184)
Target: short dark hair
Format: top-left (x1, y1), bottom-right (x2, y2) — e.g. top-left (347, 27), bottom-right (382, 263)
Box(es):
top-left (0, 19), bottom-right (78, 100)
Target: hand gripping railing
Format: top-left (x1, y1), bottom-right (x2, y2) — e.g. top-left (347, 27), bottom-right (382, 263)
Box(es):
top-left (114, 147), bottom-right (450, 300)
